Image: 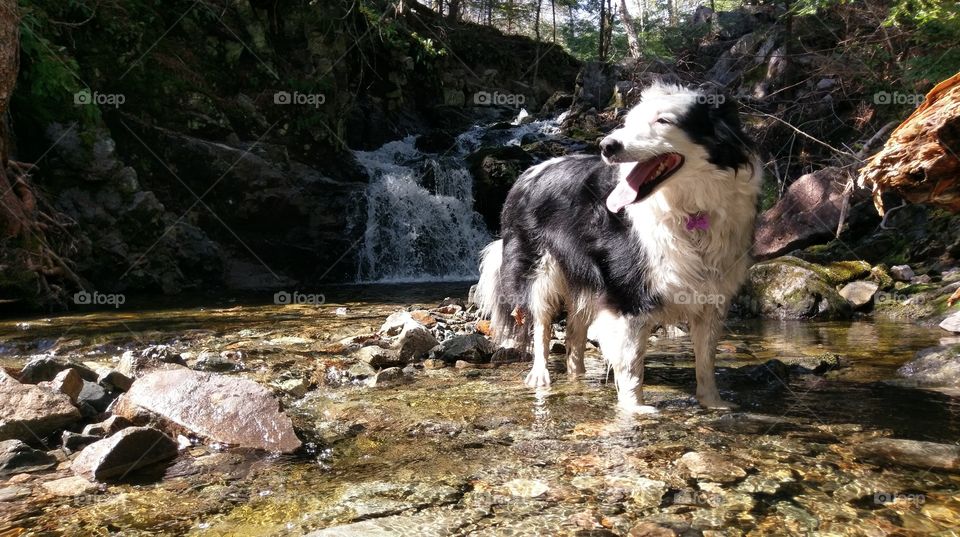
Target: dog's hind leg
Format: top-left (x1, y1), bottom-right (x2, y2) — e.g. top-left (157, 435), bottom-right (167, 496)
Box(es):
top-left (594, 309), bottom-right (656, 414)
top-left (564, 308), bottom-right (591, 378)
top-left (523, 255), bottom-right (563, 388)
top-left (690, 312), bottom-right (737, 410)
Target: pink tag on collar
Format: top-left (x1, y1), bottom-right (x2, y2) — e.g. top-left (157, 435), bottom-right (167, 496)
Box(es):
top-left (686, 212), bottom-right (710, 231)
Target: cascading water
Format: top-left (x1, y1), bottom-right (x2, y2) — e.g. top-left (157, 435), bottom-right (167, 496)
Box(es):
top-left (354, 110), bottom-right (568, 282)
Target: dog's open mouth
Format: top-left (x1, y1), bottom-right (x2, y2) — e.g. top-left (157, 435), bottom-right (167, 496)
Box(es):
top-left (606, 153), bottom-right (685, 213)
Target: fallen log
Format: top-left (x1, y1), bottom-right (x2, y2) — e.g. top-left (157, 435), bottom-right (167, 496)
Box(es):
top-left (857, 71), bottom-right (960, 214)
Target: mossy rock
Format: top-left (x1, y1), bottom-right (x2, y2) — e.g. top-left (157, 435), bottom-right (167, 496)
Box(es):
top-left (738, 256), bottom-right (851, 320)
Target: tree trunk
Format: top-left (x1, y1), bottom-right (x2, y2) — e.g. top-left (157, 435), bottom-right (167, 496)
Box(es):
top-left (0, 0), bottom-right (24, 239)
top-left (534, 0), bottom-right (542, 41)
top-left (551, 0), bottom-right (557, 42)
top-left (598, 0), bottom-right (607, 60)
top-left (666, 0), bottom-right (676, 25)
top-left (447, 0), bottom-right (460, 21)
top-left (619, 0), bottom-right (641, 58)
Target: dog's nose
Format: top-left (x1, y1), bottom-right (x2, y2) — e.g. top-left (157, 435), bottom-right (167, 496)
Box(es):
top-left (600, 138), bottom-right (623, 158)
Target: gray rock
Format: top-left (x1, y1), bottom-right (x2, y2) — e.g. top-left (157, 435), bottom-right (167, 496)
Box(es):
top-left (839, 280), bottom-right (879, 308)
top-left (433, 333), bottom-right (496, 363)
top-left (0, 485), bottom-right (30, 502)
top-left (677, 451), bottom-right (747, 483)
top-left (854, 438), bottom-right (960, 471)
top-left (365, 367), bottom-right (405, 387)
top-left (0, 371), bottom-right (81, 442)
top-left (898, 345), bottom-right (960, 387)
top-left (397, 324), bottom-right (439, 362)
top-left (0, 439), bottom-right (58, 475)
top-left (118, 345), bottom-right (187, 378)
top-left (740, 257), bottom-right (851, 319)
top-left (113, 368), bottom-right (301, 453)
top-left (491, 347), bottom-right (529, 364)
top-left (71, 426), bottom-right (178, 481)
top-left (18, 357), bottom-right (98, 384)
top-left (61, 431), bottom-right (101, 454)
top-left (274, 378), bottom-right (309, 398)
top-left (97, 369), bottom-right (133, 392)
top-left (379, 311), bottom-right (414, 336)
top-left (82, 415), bottom-right (132, 437)
top-left (890, 264), bottom-right (915, 281)
top-left (941, 312), bottom-right (960, 333)
top-left (355, 346), bottom-right (403, 368)
top-left (42, 475), bottom-right (98, 497)
top-left (194, 351), bottom-right (241, 372)
top-left (50, 368), bottom-right (84, 403)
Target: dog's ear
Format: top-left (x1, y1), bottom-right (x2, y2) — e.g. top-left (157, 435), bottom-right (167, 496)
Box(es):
top-left (701, 86), bottom-right (754, 170)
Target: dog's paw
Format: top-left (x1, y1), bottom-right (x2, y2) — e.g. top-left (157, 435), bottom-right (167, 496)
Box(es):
top-left (617, 402), bottom-right (659, 415)
top-left (524, 368), bottom-right (551, 388)
top-left (699, 398), bottom-right (738, 410)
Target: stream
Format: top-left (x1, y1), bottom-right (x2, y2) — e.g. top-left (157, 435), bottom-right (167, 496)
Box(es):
top-left (2, 284), bottom-right (959, 536)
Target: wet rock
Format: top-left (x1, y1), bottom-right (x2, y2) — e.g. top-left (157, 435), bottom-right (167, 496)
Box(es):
top-left (740, 257), bottom-right (851, 319)
top-left (422, 358), bottom-right (446, 370)
top-left (194, 351), bottom-right (241, 372)
top-left (49, 368), bottom-right (84, 403)
top-left (355, 346), bottom-right (403, 369)
top-left (274, 378), bottom-right (309, 398)
top-left (941, 312), bottom-right (960, 333)
top-left (432, 333), bottom-right (496, 363)
top-left (891, 264), bottom-right (916, 281)
top-left (839, 280), bottom-right (879, 308)
top-left (118, 345), bottom-right (187, 378)
top-left (397, 324), bottom-right (438, 362)
top-left (468, 145), bottom-right (535, 230)
top-left (491, 347), bottom-right (529, 364)
top-left (114, 368), bottom-right (301, 453)
top-left (18, 357), bottom-right (98, 384)
top-left (61, 431), bottom-right (101, 453)
top-left (628, 521), bottom-right (679, 536)
top-left (97, 369), bottom-right (133, 392)
top-left (365, 367), bottom-right (405, 387)
top-left (706, 413), bottom-right (794, 434)
top-left (410, 310), bottom-right (438, 328)
top-left (677, 451), bottom-right (747, 483)
top-left (379, 311), bottom-right (414, 336)
top-left (505, 478), bottom-right (549, 497)
top-left (42, 475), bottom-right (98, 497)
top-left (71, 426), bottom-right (178, 481)
top-left (0, 485), bottom-right (30, 501)
top-left (476, 319), bottom-right (492, 336)
top-left (0, 371), bottom-right (81, 442)
top-left (305, 507), bottom-right (488, 536)
top-left (854, 438), bottom-right (960, 471)
top-left (898, 345), bottom-right (960, 387)
top-left (82, 416), bottom-right (132, 437)
top-left (78, 381), bottom-right (114, 412)
top-left (0, 440), bottom-right (58, 475)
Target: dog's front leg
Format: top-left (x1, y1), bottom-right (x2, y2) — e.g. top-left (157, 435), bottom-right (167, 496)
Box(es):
top-left (690, 311), bottom-right (736, 409)
top-left (594, 310), bottom-right (655, 414)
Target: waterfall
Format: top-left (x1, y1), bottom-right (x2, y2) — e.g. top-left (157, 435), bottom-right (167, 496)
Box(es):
top-left (353, 110), bottom-right (567, 283)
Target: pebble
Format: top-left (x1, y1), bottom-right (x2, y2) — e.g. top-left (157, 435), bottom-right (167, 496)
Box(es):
top-left (940, 312), bottom-right (960, 333)
top-left (677, 451), bottom-right (747, 483)
top-left (890, 265), bottom-right (915, 281)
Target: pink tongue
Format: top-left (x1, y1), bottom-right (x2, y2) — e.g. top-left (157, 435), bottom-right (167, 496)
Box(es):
top-left (606, 158), bottom-right (662, 213)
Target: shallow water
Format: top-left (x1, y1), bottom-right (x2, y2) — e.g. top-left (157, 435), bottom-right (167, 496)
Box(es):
top-left (2, 284), bottom-right (959, 536)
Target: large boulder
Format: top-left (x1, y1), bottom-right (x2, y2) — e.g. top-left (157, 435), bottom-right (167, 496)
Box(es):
top-left (71, 426), bottom-right (178, 481)
top-left (0, 371), bottom-right (81, 442)
top-left (467, 146), bottom-right (534, 231)
top-left (114, 368), bottom-right (301, 453)
top-left (941, 312), bottom-right (960, 333)
top-left (0, 440), bottom-right (58, 476)
top-left (738, 256), bottom-right (851, 319)
top-left (898, 345), bottom-right (960, 387)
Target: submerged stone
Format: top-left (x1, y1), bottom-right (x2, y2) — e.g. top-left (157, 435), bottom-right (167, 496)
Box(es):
top-left (71, 426), bottom-right (178, 481)
top-left (854, 438), bottom-right (960, 471)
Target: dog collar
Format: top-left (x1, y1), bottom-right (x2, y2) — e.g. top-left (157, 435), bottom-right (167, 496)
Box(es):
top-left (686, 212), bottom-right (709, 231)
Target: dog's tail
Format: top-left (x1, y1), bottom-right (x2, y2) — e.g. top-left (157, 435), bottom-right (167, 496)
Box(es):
top-left (476, 239), bottom-right (522, 347)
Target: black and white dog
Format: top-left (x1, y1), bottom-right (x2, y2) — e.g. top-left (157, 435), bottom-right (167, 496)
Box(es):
top-left (476, 82), bottom-right (761, 414)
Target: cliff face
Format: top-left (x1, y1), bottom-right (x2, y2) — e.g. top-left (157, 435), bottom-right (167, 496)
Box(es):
top-left (4, 0), bottom-right (580, 308)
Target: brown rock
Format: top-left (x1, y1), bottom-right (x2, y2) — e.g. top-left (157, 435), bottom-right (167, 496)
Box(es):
top-left (82, 415), bottom-right (132, 437)
top-left (628, 522), bottom-right (678, 537)
top-left (476, 319), bottom-right (493, 336)
top-left (117, 345), bottom-right (187, 378)
top-left (114, 368), bottom-right (301, 453)
top-left (854, 438), bottom-right (960, 471)
top-left (409, 310), bottom-right (437, 328)
top-left (71, 426), bottom-right (178, 481)
top-left (677, 451), bottom-right (747, 483)
top-left (0, 371), bottom-right (81, 442)
top-left (50, 369), bottom-right (83, 404)
top-left (42, 475), bottom-right (98, 497)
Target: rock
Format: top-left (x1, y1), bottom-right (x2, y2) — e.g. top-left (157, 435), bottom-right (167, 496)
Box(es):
top-left (491, 347), bottom-right (529, 364)
top-left (114, 368), bottom-right (301, 453)
top-left (838, 280), bottom-right (879, 308)
top-left (891, 265), bottom-right (916, 281)
top-left (97, 369), bottom-right (133, 392)
top-left (628, 522), bottom-right (678, 537)
top-left (42, 475), bottom-right (98, 497)
top-left (409, 310), bottom-right (437, 328)
top-left (629, 477), bottom-right (668, 509)
top-left (0, 485), bottom-right (30, 502)
top-left (550, 340), bottom-right (567, 354)
top-left (504, 478), bottom-right (549, 497)
top-left (18, 357), bottom-right (98, 384)
top-left (194, 351), bottom-right (241, 372)
top-left (274, 378), bottom-right (309, 398)
top-left (739, 257), bottom-right (851, 319)
top-left (82, 416), bottom-right (132, 437)
top-left (50, 369), bottom-right (84, 403)
top-left (71, 426), bottom-right (178, 481)
top-left (0, 440), bottom-right (58, 475)
top-left (379, 311), bottom-right (413, 336)
top-left (422, 359), bottom-right (446, 370)
top-left (467, 145), bottom-right (535, 230)
top-left (397, 324), bottom-right (439, 362)
top-left (454, 360), bottom-right (474, 369)
top-left (77, 381), bottom-right (114, 412)
top-left (61, 431), bottom-right (101, 453)
top-left (677, 452), bottom-right (747, 483)
top-left (432, 333), bottom-right (496, 363)
top-left (476, 319), bottom-right (493, 336)
top-left (365, 367), bottom-right (405, 387)
top-left (941, 312), bottom-right (960, 333)
top-left (0, 371), bottom-right (81, 442)
top-left (854, 438), bottom-right (960, 471)
top-left (753, 167), bottom-right (865, 260)
top-left (355, 346), bottom-right (403, 368)
top-left (118, 345), bottom-right (187, 378)
top-left (898, 345), bottom-right (960, 387)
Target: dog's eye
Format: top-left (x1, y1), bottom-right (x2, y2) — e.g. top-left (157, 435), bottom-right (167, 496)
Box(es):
top-left (656, 118), bottom-right (673, 125)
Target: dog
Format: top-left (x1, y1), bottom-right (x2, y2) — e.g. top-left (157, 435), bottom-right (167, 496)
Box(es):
top-left (476, 82), bottom-right (761, 413)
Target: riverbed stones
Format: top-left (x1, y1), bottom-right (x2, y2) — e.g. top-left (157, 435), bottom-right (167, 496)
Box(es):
top-left (71, 426), bottom-right (178, 481)
top-left (677, 451), bottom-right (747, 483)
top-left (940, 312), bottom-right (960, 333)
top-left (355, 346), bottom-right (402, 368)
top-left (0, 371), bottom-right (81, 442)
top-left (898, 345), bottom-right (960, 387)
top-left (379, 311), bottom-right (413, 336)
top-left (891, 264), bottom-right (916, 281)
top-left (431, 333), bottom-right (496, 363)
top-left (49, 368), bottom-right (83, 403)
top-left (0, 440), bottom-right (57, 475)
top-left (396, 324), bottom-right (438, 362)
top-left (854, 438), bottom-right (960, 471)
top-left (118, 345), bottom-right (187, 378)
top-left (839, 280), bottom-right (879, 308)
top-left (365, 367), bottom-right (405, 387)
top-left (61, 431), bottom-right (101, 453)
top-left (83, 416), bottom-right (132, 437)
top-left (42, 475), bottom-right (99, 497)
top-left (114, 368), bottom-right (301, 453)
top-left (18, 357), bottom-right (98, 384)
top-left (740, 257), bottom-right (850, 319)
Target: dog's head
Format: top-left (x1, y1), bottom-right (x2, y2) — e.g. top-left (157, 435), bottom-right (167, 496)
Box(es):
top-left (599, 83), bottom-right (755, 213)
